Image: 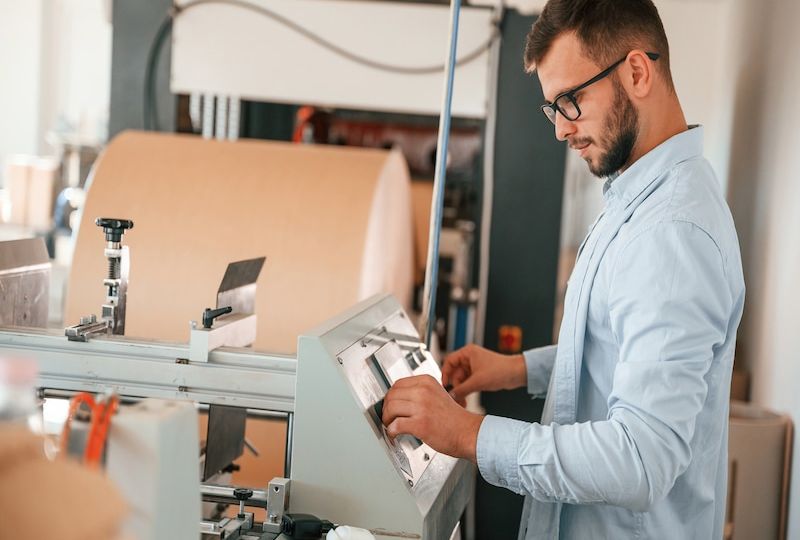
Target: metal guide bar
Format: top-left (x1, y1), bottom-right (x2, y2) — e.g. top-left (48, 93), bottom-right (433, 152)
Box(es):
top-left (0, 328), bottom-right (297, 412)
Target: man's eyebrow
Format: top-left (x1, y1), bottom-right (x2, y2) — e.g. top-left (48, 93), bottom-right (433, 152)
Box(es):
top-left (543, 84), bottom-right (576, 104)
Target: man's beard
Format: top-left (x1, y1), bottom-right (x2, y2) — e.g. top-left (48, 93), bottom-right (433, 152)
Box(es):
top-left (586, 81), bottom-right (639, 178)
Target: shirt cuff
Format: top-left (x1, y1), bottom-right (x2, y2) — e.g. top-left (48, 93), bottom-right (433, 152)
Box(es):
top-left (524, 345), bottom-right (557, 397)
top-left (476, 414), bottom-right (529, 494)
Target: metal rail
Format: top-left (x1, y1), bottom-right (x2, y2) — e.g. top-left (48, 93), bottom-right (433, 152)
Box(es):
top-left (0, 328), bottom-right (297, 412)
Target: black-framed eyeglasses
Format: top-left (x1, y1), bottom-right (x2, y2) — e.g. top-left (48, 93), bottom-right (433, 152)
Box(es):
top-left (541, 52), bottom-right (660, 125)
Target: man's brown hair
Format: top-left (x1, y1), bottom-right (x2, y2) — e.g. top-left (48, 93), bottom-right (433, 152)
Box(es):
top-left (524, 0), bottom-right (673, 90)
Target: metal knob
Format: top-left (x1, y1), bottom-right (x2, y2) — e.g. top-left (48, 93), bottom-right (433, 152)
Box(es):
top-left (95, 217), bottom-right (134, 243)
top-left (233, 487), bottom-right (253, 516)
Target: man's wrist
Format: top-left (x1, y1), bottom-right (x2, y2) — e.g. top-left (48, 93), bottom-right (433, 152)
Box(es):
top-left (459, 413), bottom-right (485, 463)
top-left (507, 354), bottom-right (527, 390)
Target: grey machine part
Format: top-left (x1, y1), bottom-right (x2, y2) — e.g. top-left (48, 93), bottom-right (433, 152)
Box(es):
top-left (0, 238), bottom-right (50, 328)
top-left (201, 257), bottom-right (267, 481)
top-left (293, 294), bottom-right (475, 540)
top-left (65, 217), bottom-right (134, 341)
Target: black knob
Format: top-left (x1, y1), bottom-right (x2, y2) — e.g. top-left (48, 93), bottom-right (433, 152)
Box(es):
top-left (233, 488), bottom-right (253, 501)
top-left (95, 217), bottom-right (134, 243)
top-left (202, 306), bottom-right (233, 329)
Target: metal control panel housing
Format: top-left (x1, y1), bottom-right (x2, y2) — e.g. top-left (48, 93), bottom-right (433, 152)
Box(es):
top-left (337, 311), bottom-right (440, 487)
top-left (292, 294), bottom-right (473, 540)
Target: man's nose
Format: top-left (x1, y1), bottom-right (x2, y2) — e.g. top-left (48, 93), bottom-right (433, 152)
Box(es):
top-left (555, 113), bottom-right (577, 142)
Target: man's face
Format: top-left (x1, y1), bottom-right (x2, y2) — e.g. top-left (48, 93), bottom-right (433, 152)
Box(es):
top-left (537, 32), bottom-right (639, 177)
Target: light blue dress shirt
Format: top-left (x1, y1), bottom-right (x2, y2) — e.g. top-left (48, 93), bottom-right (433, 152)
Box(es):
top-left (476, 126), bottom-right (745, 539)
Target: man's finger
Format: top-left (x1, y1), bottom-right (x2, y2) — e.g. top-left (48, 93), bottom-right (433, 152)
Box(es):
top-left (381, 398), bottom-right (416, 426)
top-left (450, 376), bottom-right (483, 402)
top-left (390, 374), bottom-right (433, 389)
top-left (386, 417), bottom-right (418, 439)
top-left (385, 384), bottom-right (425, 405)
top-left (441, 352), bottom-right (460, 383)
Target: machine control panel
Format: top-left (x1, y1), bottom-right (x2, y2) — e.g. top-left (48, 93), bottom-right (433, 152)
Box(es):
top-left (336, 310), bottom-right (440, 486)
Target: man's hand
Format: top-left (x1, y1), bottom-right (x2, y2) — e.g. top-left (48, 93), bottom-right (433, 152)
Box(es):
top-left (442, 344), bottom-right (527, 406)
top-left (382, 375), bottom-right (484, 462)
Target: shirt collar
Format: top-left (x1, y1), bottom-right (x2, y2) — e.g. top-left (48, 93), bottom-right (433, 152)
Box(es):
top-left (603, 125), bottom-right (704, 207)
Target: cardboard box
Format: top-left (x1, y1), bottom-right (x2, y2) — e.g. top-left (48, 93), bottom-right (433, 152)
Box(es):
top-left (726, 401), bottom-right (793, 540)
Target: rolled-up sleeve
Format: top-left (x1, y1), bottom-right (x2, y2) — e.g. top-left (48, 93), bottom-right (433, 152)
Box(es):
top-left (523, 345), bottom-right (557, 398)
top-left (476, 221), bottom-right (733, 511)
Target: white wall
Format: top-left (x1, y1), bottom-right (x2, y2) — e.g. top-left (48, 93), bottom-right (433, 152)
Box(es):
top-left (38, 0), bottom-right (112, 149)
top-left (724, 0), bottom-right (800, 536)
top-left (0, 0), bottom-right (45, 181)
top-left (0, 0), bottom-right (111, 186)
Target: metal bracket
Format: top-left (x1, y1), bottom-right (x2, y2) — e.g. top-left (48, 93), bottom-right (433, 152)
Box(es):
top-left (189, 312), bottom-right (257, 363)
top-left (65, 314), bottom-right (110, 342)
top-left (263, 477), bottom-right (290, 534)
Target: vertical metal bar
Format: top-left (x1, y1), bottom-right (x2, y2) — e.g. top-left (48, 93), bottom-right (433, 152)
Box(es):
top-left (284, 412), bottom-right (294, 478)
top-left (228, 96), bottom-right (241, 141)
top-left (215, 95), bottom-right (228, 141)
top-left (420, 0), bottom-right (463, 348)
top-left (202, 93), bottom-right (215, 140)
top-left (189, 92), bottom-right (202, 133)
top-left (475, 15), bottom-right (502, 347)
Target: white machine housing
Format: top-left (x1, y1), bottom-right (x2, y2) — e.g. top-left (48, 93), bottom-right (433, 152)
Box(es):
top-left (293, 294), bottom-right (474, 539)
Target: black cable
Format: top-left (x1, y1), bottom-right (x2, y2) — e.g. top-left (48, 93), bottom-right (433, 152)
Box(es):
top-left (143, 0), bottom-right (502, 130)
top-left (175, 0), bottom-right (499, 75)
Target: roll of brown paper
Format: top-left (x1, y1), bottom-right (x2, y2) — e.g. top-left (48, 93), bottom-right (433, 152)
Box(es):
top-left (64, 130), bottom-right (415, 490)
top-left (65, 130), bottom-right (414, 354)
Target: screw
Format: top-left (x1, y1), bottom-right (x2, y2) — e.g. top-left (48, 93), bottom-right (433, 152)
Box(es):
top-left (423, 453), bottom-right (430, 461)
top-left (408, 479), bottom-right (413, 487)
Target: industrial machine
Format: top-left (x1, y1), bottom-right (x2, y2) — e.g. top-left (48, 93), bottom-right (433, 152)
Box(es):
top-left (0, 0), bottom-right (568, 537)
top-left (0, 226), bottom-right (473, 539)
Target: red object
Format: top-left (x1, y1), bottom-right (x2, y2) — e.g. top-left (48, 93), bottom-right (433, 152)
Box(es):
top-left (292, 106), bottom-right (316, 143)
top-left (60, 392), bottom-right (120, 467)
top-left (498, 325), bottom-right (523, 354)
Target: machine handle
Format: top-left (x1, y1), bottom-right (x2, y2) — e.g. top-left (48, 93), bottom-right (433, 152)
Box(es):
top-left (95, 217), bottom-right (134, 242)
top-left (202, 306), bottom-right (233, 328)
top-left (233, 487), bottom-right (254, 501)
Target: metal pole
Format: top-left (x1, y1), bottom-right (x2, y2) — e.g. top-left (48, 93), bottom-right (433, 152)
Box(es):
top-left (200, 484), bottom-right (268, 507)
top-left (475, 11), bottom-right (503, 347)
top-left (284, 412), bottom-right (294, 478)
top-left (420, 0), bottom-right (462, 348)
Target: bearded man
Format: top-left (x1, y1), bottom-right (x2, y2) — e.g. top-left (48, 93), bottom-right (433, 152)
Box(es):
top-left (381, 0), bottom-right (745, 538)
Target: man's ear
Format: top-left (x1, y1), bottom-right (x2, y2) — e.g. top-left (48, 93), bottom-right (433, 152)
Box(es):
top-left (625, 50), bottom-right (655, 98)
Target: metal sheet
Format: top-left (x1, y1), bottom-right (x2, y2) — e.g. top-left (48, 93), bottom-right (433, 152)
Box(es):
top-left (217, 257), bottom-right (266, 316)
top-left (203, 404), bottom-right (247, 480)
top-left (0, 238), bottom-right (50, 328)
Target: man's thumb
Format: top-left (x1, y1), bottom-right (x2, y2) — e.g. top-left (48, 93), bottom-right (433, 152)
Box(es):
top-left (450, 377), bottom-right (482, 402)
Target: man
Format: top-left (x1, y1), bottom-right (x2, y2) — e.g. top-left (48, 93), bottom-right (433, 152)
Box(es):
top-left (381, 0), bottom-right (745, 538)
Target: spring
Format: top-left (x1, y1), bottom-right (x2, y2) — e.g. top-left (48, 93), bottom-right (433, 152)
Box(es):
top-left (108, 258), bottom-right (121, 280)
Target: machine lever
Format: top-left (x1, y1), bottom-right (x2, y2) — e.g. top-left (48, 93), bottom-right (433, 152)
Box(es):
top-left (202, 306), bottom-right (233, 328)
